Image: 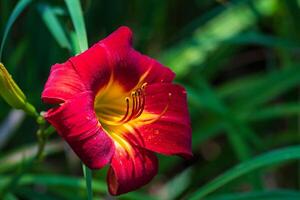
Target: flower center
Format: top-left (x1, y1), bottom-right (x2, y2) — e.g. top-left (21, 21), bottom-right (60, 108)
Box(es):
top-left (94, 81), bottom-right (171, 145)
top-left (97, 83), bottom-right (147, 127)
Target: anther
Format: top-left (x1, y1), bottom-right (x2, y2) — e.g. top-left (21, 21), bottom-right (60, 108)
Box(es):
top-left (134, 89), bottom-right (145, 118)
top-left (99, 83), bottom-right (148, 126)
top-left (141, 83), bottom-right (147, 89)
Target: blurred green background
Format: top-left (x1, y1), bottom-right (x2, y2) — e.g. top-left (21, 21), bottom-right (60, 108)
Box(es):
top-left (0, 0), bottom-right (300, 199)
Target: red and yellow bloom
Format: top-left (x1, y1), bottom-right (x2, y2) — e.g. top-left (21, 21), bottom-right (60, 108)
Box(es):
top-left (42, 26), bottom-right (192, 195)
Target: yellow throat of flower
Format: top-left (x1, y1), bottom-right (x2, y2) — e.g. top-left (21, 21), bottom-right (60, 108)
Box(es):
top-left (93, 80), bottom-right (170, 152)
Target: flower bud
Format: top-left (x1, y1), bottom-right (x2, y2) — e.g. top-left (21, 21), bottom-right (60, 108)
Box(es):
top-left (0, 63), bottom-right (37, 116)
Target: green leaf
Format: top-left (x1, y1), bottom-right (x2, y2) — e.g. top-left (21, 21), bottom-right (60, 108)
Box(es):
top-left (64, 1), bottom-right (91, 199)
top-left (225, 31), bottom-right (300, 49)
top-left (161, 0), bottom-right (277, 77)
top-left (0, 0), bottom-right (32, 61)
top-left (188, 79), bottom-right (263, 189)
top-left (38, 4), bottom-right (71, 50)
top-left (15, 188), bottom-right (57, 200)
top-left (0, 140), bottom-right (63, 173)
top-left (65, 0), bottom-right (88, 53)
top-left (0, 174), bottom-right (106, 192)
top-left (206, 190), bottom-right (300, 200)
top-left (189, 145), bottom-right (300, 200)
top-left (188, 80), bottom-right (262, 156)
top-left (0, 174), bottom-right (152, 200)
top-left (218, 66), bottom-right (300, 110)
top-left (238, 103), bottom-right (300, 121)
top-left (192, 121), bottom-right (225, 148)
top-left (70, 31), bottom-right (81, 55)
top-left (3, 193), bottom-right (18, 200)
top-left (82, 165), bottom-right (92, 200)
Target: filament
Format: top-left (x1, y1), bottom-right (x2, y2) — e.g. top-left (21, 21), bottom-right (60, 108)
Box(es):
top-left (99, 84), bottom-right (147, 126)
top-left (98, 83), bottom-right (171, 127)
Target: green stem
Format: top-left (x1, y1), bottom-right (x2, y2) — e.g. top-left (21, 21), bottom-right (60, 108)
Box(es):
top-left (0, 158), bottom-right (34, 198)
top-left (83, 165), bottom-right (93, 200)
top-left (0, 114), bottom-right (55, 197)
top-left (23, 102), bottom-right (39, 118)
top-left (189, 145), bottom-right (300, 200)
top-left (64, 0), bottom-right (93, 199)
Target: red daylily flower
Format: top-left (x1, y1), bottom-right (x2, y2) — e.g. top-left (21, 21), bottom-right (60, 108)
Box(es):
top-left (42, 26), bottom-right (192, 195)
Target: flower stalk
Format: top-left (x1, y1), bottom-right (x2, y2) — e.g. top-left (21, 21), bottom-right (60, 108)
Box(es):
top-left (0, 63), bottom-right (55, 197)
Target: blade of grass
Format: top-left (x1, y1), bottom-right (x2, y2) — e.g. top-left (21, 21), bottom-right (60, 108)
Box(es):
top-left (189, 79), bottom-right (263, 189)
top-left (188, 80), bottom-right (263, 152)
top-left (121, 192), bottom-right (156, 200)
top-left (0, 140), bottom-right (63, 173)
top-left (206, 190), bottom-right (300, 200)
top-left (274, 0), bottom-right (300, 190)
top-left (38, 4), bottom-right (71, 50)
top-left (3, 193), bottom-right (18, 200)
top-left (235, 66), bottom-right (300, 110)
top-left (161, 0), bottom-right (277, 77)
top-left (226, 31), bottom-right (300, 49)
top-left (15, 188), bottom-right (59, 200)
top-left (0, 174), bottom-right (106, 192)
top-left (0, 0), bottom-right (32, 61)
top-left (192, 121), bottom-right (225, 148)
top-left (82, 165), bottom-right (92, 200)
top-left (238, 103), bottom-right (300, 122)
top-left (217, 65), bottom-right (300, 110)
top-left (65, 0), bottom-right (88, 52)
top-left (0, 174), bottom-right (153, 200)
top-left (189, 145), bottom-right (300, 200)
top-left (69, 31), bottom-right (81, 55)
top-left (6, 39), bottom-right (28, 72)
top-left (64, 0), bottom-right (92, 199)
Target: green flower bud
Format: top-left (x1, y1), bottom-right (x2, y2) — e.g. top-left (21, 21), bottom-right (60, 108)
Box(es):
top-left (0, 63), bottom-right (37, 116)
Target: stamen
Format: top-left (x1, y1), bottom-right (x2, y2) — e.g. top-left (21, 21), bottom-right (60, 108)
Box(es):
top-left (134, 89), bottom-right (145, 118)
top-left (115, 97), bottom-right (130, 122)
top-left (98, 84), bottom-right (148, 126)
top-left (128, 92), bottom-right (138, 121)
top-left (141, 82), bottom-right (147, 89)
top-left (98, 83), bottom-right (172, 127)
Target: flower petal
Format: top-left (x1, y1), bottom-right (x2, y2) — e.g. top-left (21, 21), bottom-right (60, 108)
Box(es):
top-left (49, 26), bottom-right (174, 96)
top-left (45, 91), bottom-right (114, 169)
top-left (42, 62), bottom-right (86, 104)
top-left (130, 50), bottom-right (175, 85)
top-left (130, 83), bottom-right (192, 158)
top-left (69, 26), bottom-right (132, 92)
top-left (99, 26), bottom-right (175, 92)
top-left (69, 43), bottom-right (112, 92)
top-left (107, 144), bottom-right (158, 195)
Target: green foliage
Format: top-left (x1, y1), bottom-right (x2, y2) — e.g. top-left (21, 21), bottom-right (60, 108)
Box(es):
top-left (189, 146), bottom-right (300, 199)
top-left (206, 190), bottom-right (300, 200)
top-left (38, 4), bottom-right (71, 51)
top-left (0, 0), bottom-right (299, 199)
top-left (0, 0), bottom-right (32, 61)
top-left (64, 0), bottom-right (88, 52)
top-left (64, 0), bottom-right (92, 199)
